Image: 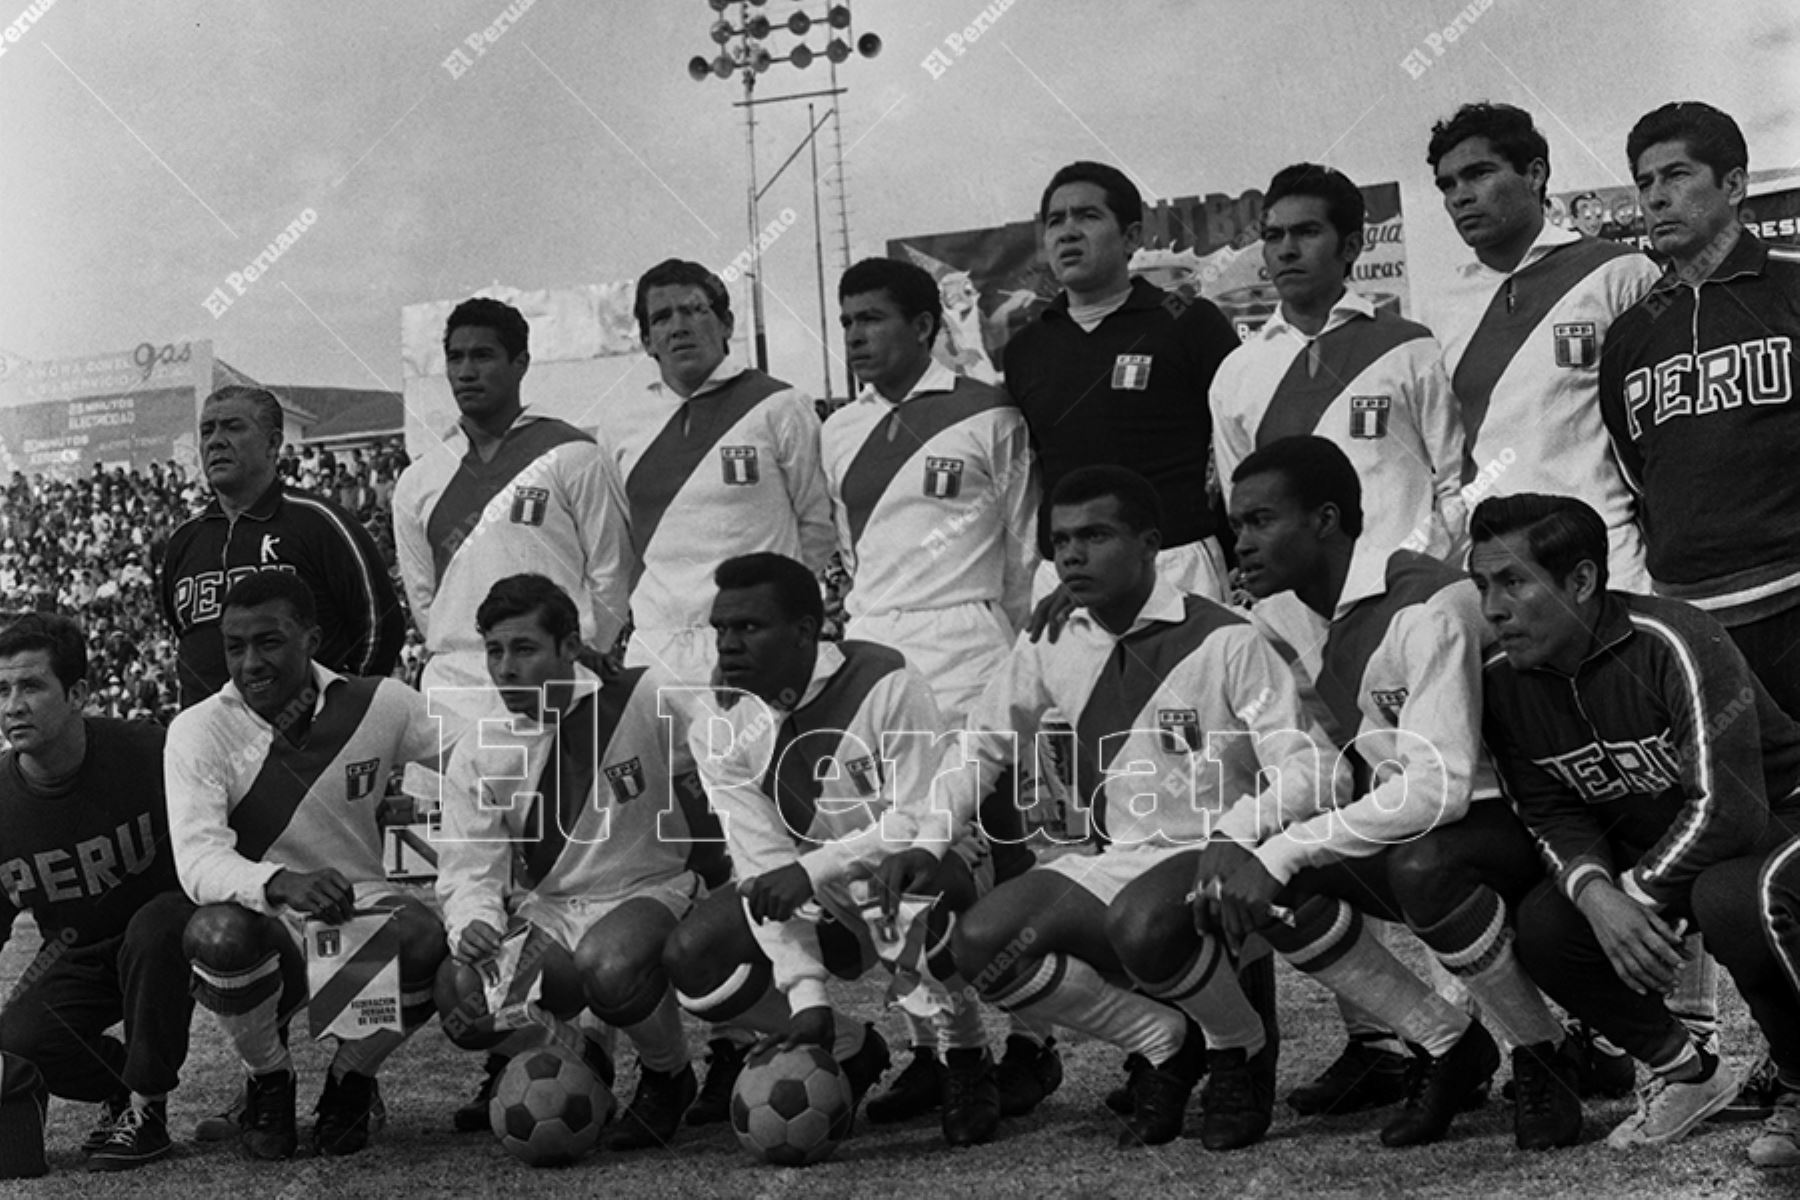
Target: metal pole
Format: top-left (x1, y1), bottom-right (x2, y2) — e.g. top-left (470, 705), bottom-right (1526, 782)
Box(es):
top-left (743, 59), bottom-right (769, 371)
top-left (826, 58), bottom-right (854, 396)
top-left (808, 102), bottom-right (833, 406)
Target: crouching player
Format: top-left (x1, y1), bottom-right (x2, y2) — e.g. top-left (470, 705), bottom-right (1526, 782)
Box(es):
top-left (1471, 494), bottom-right (1800, 1154)
top-left (1201, 438), bottom-right (1584, 1151)
top-left (882, 466), bottom-right (1343, 1149)
top-left (434, 573), bottom-right (720, 1151)
top-left (166, 572), bottom-right (449, 1159)
top-left (663, 553), bottom-right (1000, 1146)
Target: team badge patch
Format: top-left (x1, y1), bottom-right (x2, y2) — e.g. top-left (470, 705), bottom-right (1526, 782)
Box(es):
top-left (846, 755), bottom-right (882, 796)
top-left (1349, 395), bottom-right (1391, 439)
top-left (1553, 322), bottom-right (1598, 368)
top-left (344, 758), bottom-right (382, 801)
top-left (1370, 687), bottom-right (1410, 725)
top-left (605, 758), bottom-right (646, 803)
top-left (721, 445), bottom-right (760, 485)
top-left (923, 456), bottom-right (964, 499)
top-left (509, 486), bottom-right (549, 526)
top-left (1112, 354), bottom-right (1153, 391)
top-left (1157, 708), bottom-right (1201, 753)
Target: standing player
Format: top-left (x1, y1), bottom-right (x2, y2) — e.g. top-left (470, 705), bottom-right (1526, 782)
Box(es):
top-left (1426, 102), bottom-right (1661, 591)
top-left (0, 615), bottom-right (195, 1171)
top-left (1471, 493), bottom-right (1800, 1151)
top-left (434, 574), bottom-right (709, 1151)
top-left (612, 259), bottom-right (835, 687)
top-left (1202, 438), bottom-right (1583, 1151)
top-left (827, 257), bottom-right (1056, 1122)
top-left (1211, 163), bottom-right (1465, 562)
top-left (663, 553), bottom-right (1003, 1147)
top-left (880, 466), bottom-right (1341, 1149)
top-left (162, 385), bottom-right (403, 708)
top-left (1004, 161), bottom-right (1241, 602)
top-left (167, 572), bottom-right (449, 1160)
top-left (1600, 102), bottom-right (1800, 718)
top-left (391, 298), bottom-right (632, 784)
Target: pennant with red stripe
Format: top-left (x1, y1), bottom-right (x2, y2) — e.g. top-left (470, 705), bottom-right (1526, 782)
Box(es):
top-left (306, 910), bottom-right (402, 1041)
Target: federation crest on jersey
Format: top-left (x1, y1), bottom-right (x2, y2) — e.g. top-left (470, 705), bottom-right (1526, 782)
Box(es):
top-left (846, 755), bottom-right (882, 796)
top-left (1112, 354), bottom-right (1153, 391)
top-left (509, 486), bottom-right (549, 526)
top-left (1370, 687), bottom-right (1410, 725)
top-left (344, 758), bottom-right (382, 801)
top-left (1553, 322), bottom-right (1598, 368)
top-left (1349, 395), bottom-right (1391, 439)
top-left (721, 445), bottom-right (760, 485)
top-left (1157, 708), bottom-right (1201, 753)
top-left (605, 758), bottom-right (646, 803)
top-left (923, 456), bottom-right (964, 499)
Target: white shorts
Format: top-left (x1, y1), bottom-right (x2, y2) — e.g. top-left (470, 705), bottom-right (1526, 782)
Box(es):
top-left (1032, 842), bottom-right (1193, 906)
top-left (1032, 536), bottom-right (1231, 605)
top-left (845, 603), bottom-right (1014, 726)
top-left (512, 871), bottom-right (704, 952)
top-left (627, 627), bottom-right (717, 689)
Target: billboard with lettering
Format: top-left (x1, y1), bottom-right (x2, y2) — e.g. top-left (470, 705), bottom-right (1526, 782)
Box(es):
top-left (0, 341), bottom-right (212, 479)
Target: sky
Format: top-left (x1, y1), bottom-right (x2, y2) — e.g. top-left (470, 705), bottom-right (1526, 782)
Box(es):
top-left (3, 0), bottom-right (1797, 403)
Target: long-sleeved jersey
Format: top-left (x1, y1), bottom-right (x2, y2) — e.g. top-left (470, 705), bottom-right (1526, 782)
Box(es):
top-left (161, 479), bottom-right (404, 708)
top-left (392, 410), bottom-right (631, 657)
top-left (1482, 591), bottom-right (1800, 911)
top-left (918, 576), bottom-right (1340, 856)
top-left (1211, 291), bottom-right (1466, 560)
top-left (435, 665), bottom-right (700, 951)
top-left (164, 664), bottom-right (440, 910)
top-left (690, 640), bottom-right (958, 1011)
top-left (1599, 231), bottom-right (1800, 624)
top-left (1003, 278), bottom-right (1239, 556)
top-left (609, 357), bottom-right (835, 637)
top-left (1430, 223), bottom-right (1661, 587)
top-left (1242, 549), bottom-right (1496, 882)
top-left (821, 362), bottom-right (1038, 629)
top-left (0, 718), bottom-right (181, 951)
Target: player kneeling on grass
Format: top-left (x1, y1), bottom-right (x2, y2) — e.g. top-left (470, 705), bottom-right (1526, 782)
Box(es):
top-left (1469, 494), bottom-right (1800, 1158)
top-left (663, 553), bottom-right (1003, 1147)
top-left (434, 573), bottom-right (723, 1151)
top-left (1202, 438), bottom-right (1590, 1151)
top-left (880, 466), bottom-right (1342, 1150)
top-left (0, 614), bottom-right (196, 1171)
top-left (166, 571), bottom-right (449, 1159)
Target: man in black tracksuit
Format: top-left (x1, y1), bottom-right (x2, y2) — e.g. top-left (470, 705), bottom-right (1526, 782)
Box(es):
top-left (0, 614), bottom-right (195, 1170)
top-left (1469, 492), bottom-right (1800, 1160)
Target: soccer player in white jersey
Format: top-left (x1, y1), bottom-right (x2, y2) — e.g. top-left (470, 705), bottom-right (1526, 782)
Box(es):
top-left (391, 298), bottom-right (632, 795)
top-left (880, 466), bottom-right (1342, 1150)
top-left (825, 257), bottom-right (1058, 1121)
top-left (1211, 163), bottom-right (1464, 564)
top-left (663, 553), bottom-right (1004, 1147)
top-left (611, 259), bottom-right (835, 687)
top-left (167, 572), bottom-right (448, 1160)
top-left (1425, 102), bottom-right (1660, 590)
top-left (434, 574), bottom-right (717, 1151)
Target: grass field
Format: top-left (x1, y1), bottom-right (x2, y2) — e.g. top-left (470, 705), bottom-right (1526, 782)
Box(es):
top-left (0, 912), bottom-right (1788, 1200)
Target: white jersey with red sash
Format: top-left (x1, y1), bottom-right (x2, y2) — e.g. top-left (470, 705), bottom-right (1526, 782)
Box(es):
top-left (435, 665), bottom-right (700, 951)
top-left (1241, 548), bottom-right (1498, 882)
top-left (689, 640), bottom-right (962, 1011)
top-left (1211, 291), bottom-right (1465, 560)
top-left (822, 363), bottom-right (1038, 628)
top-left (165, 664), bottom-right (441, 910)
top-left (919, 577), bottom-right (1337, 854)
top-left (610, 358), bottom-right (835, 643)
top-left (393, 410), bottom-right (632, 659)
top-left (1430, 224), bottom-right (1660, 588)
